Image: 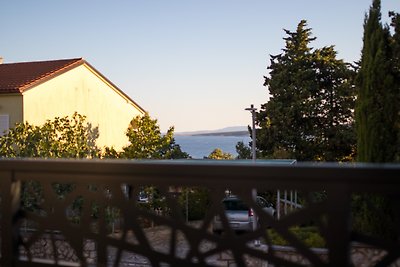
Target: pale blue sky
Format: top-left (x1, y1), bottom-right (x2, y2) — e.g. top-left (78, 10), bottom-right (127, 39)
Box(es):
top-left (1, 1), bottom-right (398, 132)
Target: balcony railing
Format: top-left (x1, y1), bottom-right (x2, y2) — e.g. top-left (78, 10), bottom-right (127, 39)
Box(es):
top-left (0, 158), bottom-right (399, 267)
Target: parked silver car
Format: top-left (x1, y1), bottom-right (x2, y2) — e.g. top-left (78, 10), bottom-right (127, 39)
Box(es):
top-left (212, 195), bottom-right (275, 234)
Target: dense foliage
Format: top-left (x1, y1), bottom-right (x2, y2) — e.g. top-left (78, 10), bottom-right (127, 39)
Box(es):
top-left (235, 141), bottom-right (251, 159)
top-left (0, 113), bottom-right (101, 216)
top-left (391, 12), bottom-right (400, 162)
top-left (178, 187), bottom-right (211, 221)
top-left (0, 112), bottom-right (189, 229)
top-left (0, 112), bottom-right (100, 158)
top-left (356, 0), bottom-right (399, 163)
top-left (267, 226), bottom-right (326, 248)
top-left (121, 113), bottom-right (189, 159)
top-left (205, 148), bottom-right (234, 160)
top-left (353, 0), bottom-right (400, 240)
top-left (257, 20), bottom-right (356, 161)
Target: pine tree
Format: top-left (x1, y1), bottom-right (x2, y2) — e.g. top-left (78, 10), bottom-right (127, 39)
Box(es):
top-left (258, 20), bottom-right (316, 160)
top-left (312, 47), bottom-right (356, 161)
top-left (356, 0), bottom-right (397, 162)
top-left (257, 20), bottom-right (355, 161)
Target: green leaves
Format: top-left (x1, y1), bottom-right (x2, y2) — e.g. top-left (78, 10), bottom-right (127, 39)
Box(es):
top-left (0, 111), bottom-right (189, 160)
top-left (122, 113), bottom-right (189, 159)
top-left (235, 141), bottom-right (251, 159)
top-left (206, 148), bottom-right (233, 160)
top-left (0, 112), bottom-right (100, 158)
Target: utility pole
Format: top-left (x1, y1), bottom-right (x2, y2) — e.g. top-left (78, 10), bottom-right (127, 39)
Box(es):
top-left (245, 104), bottom-right (257, 163)
top-left (245, 104), bottom-right (260, 246)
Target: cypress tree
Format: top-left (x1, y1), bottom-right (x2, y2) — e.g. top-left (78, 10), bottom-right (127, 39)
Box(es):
top-left (356, 0), bottom-right (397, 162)
top-left (389, 11), bottom-right (400, 161)
top-left (353, 0), bottom-right (399, 240)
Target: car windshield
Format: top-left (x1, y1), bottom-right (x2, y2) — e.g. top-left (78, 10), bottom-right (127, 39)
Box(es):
top-left (223, 199), bottom-right (249, 211)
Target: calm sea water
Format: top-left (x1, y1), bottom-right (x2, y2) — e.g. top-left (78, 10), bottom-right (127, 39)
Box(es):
top-left (174, 135), bottom-right (251, 159)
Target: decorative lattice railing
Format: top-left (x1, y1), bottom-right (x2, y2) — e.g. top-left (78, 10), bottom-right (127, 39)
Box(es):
top-left (0, 159), bottom-right (399, 267)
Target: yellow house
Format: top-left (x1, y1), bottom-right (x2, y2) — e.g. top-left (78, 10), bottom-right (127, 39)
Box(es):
top-left (0, 58), bottom-right (145, 150)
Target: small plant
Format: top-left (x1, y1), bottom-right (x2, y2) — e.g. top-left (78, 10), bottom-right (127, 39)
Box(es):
top-left (267, 226), bottom-right (326, 248)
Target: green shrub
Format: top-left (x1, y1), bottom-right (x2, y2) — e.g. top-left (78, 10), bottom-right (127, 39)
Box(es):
top-left (267, 226), bottom-right (326, 248)
top-left (178, 187), bottom-right (211, 221)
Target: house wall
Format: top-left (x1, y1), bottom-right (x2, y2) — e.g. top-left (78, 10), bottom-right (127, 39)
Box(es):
top-left (0, 94), bottom-right (23, 133)
top-left (22, 64), bottom-right (144, 150)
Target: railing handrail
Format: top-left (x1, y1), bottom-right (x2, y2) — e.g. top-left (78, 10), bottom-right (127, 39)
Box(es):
top-left (0, 158), bottom-right (398, 191)
top-left (1, 158), bottom-right (399, 266)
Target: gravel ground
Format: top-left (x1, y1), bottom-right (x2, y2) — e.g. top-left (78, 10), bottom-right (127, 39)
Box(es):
top-left (109, 222), bottom-right (268, 267)
top-left (110, 223), bottom-right (224, 266)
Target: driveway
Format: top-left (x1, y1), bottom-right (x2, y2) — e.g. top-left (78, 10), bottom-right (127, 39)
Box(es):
top-left (111, 222), bottom-right (267, 266)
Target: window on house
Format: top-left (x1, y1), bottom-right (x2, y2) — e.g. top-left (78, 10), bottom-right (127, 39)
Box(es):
top-left (0, 115), bottom-right (9, 136)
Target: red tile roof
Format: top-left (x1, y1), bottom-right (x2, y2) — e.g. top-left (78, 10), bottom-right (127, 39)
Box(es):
top-left (0, 58), bottom-right (84, 93)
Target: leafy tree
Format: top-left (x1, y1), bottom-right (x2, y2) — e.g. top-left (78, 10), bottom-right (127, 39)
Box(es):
top-left (120, 113), bottom-right (189, 222)
top-left (102, 146), bottom-right (120, 159)
top-left (121, 113), bottom-right (189, 159)
top-left (164, 143), bottom-right (191, 159)
top-left (356, 0), bottom-right (398, 163)
top-left (257, 20), bottom-right (355, 161)
top-left (0, 112), bottom-right (100, 158)
top-left (206, 148), bottom-right (234, 160)
top-left (0, 113), bottom-right (101, 217)
top-left (235, 141), bottom-right (251, 159)
top-left (179, 187), bottom-right (211, 221)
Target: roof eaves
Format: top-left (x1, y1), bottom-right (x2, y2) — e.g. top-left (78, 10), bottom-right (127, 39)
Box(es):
top-left (19, 58), bottom-right (84, 93)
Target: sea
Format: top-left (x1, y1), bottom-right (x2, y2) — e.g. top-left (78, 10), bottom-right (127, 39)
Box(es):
top-left (174, 135), bottom-right (251, 159)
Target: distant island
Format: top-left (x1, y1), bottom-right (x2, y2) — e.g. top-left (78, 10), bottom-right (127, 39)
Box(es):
top-left (192, 131), bottom-right (249, 137)
top-left (176, 126), bottom-right (249, 137)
